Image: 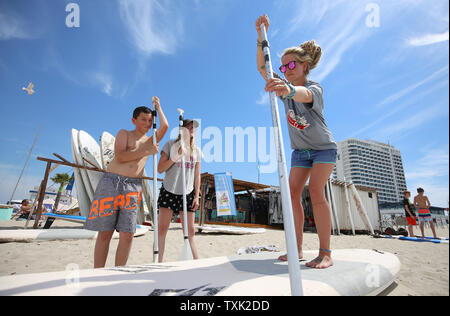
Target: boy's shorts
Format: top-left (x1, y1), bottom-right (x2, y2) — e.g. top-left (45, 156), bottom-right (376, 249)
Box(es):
top-left (158, 185), bottom-right (196, 214)
top-left (406, 216), bottom-right (417, 226)
top-left (418, 209), bottom-right (433, 223)
top-left (84, 173), bottom-right (142, 234)
top-left (291, 149), bottom-right (337, 168)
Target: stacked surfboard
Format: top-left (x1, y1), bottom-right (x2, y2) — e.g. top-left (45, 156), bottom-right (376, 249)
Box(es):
top-left (0, 249), bottom-right (401, 296)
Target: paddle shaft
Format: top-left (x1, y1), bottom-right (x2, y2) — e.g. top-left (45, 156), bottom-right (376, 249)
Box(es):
top-left (153, 108), bottom-right (159, 263)
top-left (260, 24), bottom-right (303, 296)
top-left (179, 111), bottom-right (190, 244)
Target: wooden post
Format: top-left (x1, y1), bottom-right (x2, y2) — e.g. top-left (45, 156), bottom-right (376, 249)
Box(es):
top-left (198, 179), bottom-right (208, 227)
top-left (33, 162), bottom-right (52, 229)
top-left (24, 182), bottom-right (43, 229)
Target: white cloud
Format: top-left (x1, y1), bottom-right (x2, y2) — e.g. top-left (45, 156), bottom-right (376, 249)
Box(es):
top-left (374, 65), bottom-right (448, 109)
top-left (405, 145), bottom-right (449, 207)
top-left (408, 31), bottom-right (449, 46)
top-left (256, 91), bottom-right (270, 106)
top-left (279, 1), bottom-right (374, 82)
top-left (118, 0), bottom-right (184, 56)
top-left (0, 12), bottom-right (31, 40)
top-left (92, 73), bottom-right (113, 96)
top-left (373, 102), bottom-right (448, 141)
top-left (350, 77), bottom-right (449, 138)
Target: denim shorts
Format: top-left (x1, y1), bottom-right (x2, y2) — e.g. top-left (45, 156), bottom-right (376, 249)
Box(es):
top-left (84, 173), bottom-right (142, 233)
top-left (291, 149), bottom-right (337, 168)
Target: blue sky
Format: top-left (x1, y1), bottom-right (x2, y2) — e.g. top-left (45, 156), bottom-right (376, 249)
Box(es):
top-left (0, 0), bottom-right (448, 207)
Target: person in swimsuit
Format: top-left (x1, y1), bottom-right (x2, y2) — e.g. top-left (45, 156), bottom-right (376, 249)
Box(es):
top-left (85, 97), bottom-right (169, 268)
top-left (414, 187), bottom-right (437, 239)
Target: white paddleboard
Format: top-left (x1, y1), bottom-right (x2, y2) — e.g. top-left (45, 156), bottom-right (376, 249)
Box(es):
top-left (100, 131), bottom-right (115, 169)
top-left (78, 130), bottom-right (103, 195)
top-left (196, 225), bottom-right (266, 235)
top-left (0, 249), bottom-right (400, 296)
top-left (71, 129), bottom-right (93, 217)
top-left (376, 235), bottom-right (449, 244)
top-left (0, 228), bottom-right (149, 243)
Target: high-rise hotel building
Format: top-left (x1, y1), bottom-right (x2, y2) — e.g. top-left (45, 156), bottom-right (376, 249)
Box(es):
top-left (334, 139), bottom-right (407, 204)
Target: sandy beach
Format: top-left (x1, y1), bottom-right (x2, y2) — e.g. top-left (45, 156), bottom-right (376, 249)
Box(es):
top-left (0, 220), bottom-right (448, 296)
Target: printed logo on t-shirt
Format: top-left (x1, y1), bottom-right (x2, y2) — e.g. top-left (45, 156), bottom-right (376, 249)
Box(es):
top-left (176, 155), bottom-right (196, 169)
top-left (287, 109), bottom-right (310, 131)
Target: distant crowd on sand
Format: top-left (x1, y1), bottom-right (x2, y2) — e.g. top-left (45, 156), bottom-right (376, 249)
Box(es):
top-left (402, 187), bottom-right (438, 239)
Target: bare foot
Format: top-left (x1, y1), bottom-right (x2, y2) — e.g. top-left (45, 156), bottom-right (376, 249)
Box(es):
top-left (305, 254), bottom-right (333, 269)
top-left (278, 251), bottom-right (303, 262)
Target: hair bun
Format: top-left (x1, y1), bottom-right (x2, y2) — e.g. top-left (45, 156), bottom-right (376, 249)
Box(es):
top-left (300, 40), bottom-right (322, 70)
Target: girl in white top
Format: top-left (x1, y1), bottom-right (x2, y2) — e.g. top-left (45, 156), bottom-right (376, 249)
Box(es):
top-left (157, 119), bottom-right (202, 262)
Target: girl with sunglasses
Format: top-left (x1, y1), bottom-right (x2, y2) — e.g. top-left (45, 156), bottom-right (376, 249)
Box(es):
top-left (255, 14), bottom-right (337, 269)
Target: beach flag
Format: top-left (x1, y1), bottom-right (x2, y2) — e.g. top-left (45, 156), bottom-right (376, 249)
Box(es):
top-left (214, 172), bottom-right (237, 217)
top-left (65, 173), bottom-right (75, 191)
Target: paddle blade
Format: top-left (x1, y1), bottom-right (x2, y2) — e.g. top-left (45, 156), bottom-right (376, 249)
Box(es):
top-left (179, 240), bottom-right (193, 261)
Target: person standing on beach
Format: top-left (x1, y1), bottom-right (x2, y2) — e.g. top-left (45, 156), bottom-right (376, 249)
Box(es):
top-left (157, 119), bottom-right (202, 262)
top-left (255, 15), bottom-right (337, 269)
top-left (414, 188), bottom-right (438, 239)
top-left (403, 190), bottom-right (417, 237)
top-left (85, 98), bottom-right (169, 268)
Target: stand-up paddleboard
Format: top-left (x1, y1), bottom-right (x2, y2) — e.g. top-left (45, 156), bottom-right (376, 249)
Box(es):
top-left (78, 130), bottom-right (103, 195)
top-left (0, 249), bottom-right (400, 296)
top-left (99, 131), bottom-right (150, 224)
top-left (424, 236), bottom-right (449, 240)
top-left (196, 225), bottom-right (266, 235)
top-left (397, 236), bottom-right (448, 244)
top-left (0, 227), bottom-right (149, 243)
top-left (44, 213), bottom-right (86, 223)
top-left (373, 234), bottom-right (449, 244)
top-left (100, 131), bottom-right (115, 169)
top-left (71, 129), bottom-right (93, 217)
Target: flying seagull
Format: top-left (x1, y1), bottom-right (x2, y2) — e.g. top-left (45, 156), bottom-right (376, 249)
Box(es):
top-left (22, 82), bottom-right (35, 95)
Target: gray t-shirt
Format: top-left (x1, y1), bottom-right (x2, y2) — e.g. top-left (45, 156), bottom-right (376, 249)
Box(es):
top-left (275, 74), bottom-right (336, 151)
top-left (162, 139), bottom-right (202, 195)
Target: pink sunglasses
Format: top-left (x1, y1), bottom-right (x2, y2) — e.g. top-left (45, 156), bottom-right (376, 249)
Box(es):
top-left (279, 61), bottom-right (297, 73)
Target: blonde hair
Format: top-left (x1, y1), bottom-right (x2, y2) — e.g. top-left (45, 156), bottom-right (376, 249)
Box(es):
top-left (282, 40), bottom-right (322, 77)
top-left (175, 134), bottom-right (196, 158)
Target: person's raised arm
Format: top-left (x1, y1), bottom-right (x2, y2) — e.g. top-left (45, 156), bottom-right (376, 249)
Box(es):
top-left (152, 96), bottom-right (169, 143)
top-left (256, 14), bottom-right (270, 81)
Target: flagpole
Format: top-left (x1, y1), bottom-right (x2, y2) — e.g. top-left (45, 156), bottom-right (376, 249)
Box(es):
top-left (8, 125), bottom-right (43, 204)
